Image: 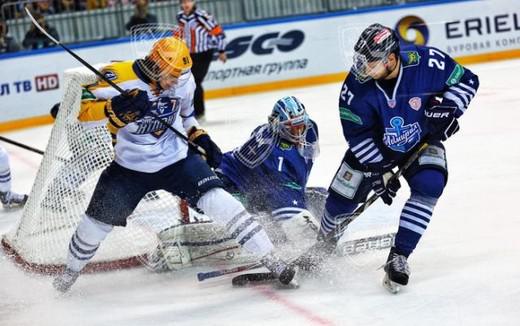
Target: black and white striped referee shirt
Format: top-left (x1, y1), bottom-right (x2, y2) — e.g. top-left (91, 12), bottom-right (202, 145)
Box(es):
top-left (176, 8), bottom-right (226, 54)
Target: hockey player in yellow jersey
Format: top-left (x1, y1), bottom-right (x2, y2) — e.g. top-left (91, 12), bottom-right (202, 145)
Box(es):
top-left (53, 37), bottom-right (296, 292)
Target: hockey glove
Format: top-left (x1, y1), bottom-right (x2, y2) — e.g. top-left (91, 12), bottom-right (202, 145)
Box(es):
top-left (366, 164), bottom-right (401, 206)
top-left (105, 89), bottom-right (150, 128)
top-left (425, 97), bottom-right (460, 142)
top-left (188, 128), bottom-right (223, 169)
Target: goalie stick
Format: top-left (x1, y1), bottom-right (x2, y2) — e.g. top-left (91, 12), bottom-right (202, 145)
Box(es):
top-left (24, 7), bottom-right (206, 157)
top-left (227, 142), bottom-right (430, 285)
top-left (197, 232), bottom-right (395, 282)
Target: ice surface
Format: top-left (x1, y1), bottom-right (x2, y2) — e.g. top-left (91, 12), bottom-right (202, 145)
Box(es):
top-left (1, 59), bottom-right (519, 326)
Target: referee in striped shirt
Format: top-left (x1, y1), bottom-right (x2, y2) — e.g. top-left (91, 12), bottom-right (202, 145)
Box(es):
top-left (177, 0), bottom-right (227, 120)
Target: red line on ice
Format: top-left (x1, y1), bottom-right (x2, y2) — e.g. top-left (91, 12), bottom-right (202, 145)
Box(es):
top-left (253, 285), bottom-right (335, 326)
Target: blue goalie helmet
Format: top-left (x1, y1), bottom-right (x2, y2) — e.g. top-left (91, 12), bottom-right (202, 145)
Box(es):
top-left (269, 96), bottom-right (309, 144)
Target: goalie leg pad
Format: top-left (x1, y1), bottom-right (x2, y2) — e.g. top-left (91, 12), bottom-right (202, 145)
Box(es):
top-left (197, 188), bottom-right (273, 257)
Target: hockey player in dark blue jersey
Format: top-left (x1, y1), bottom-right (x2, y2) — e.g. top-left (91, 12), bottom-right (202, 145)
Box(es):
top-left (216, 96), bottom-right (323, 239)
top-left (316, 24), bottom-right (479, 292)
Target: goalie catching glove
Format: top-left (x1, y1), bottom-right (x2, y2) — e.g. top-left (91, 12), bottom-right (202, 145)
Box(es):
top-left (188, 127), bottom-right (222, 168)
top-left (105, 89), bottom-right (151, 128)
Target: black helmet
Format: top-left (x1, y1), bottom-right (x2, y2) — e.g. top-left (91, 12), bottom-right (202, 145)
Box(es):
top-left (351, 24), bottom-right (400, 82)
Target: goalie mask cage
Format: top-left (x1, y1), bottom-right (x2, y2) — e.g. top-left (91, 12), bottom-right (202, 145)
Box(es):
top-left (1, 66), bottom-right (187, 274)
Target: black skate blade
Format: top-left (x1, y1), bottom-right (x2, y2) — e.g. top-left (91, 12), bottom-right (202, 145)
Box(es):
top-left (232, 272), bottom-right (299, 289)
top-left (382, 273), bottom-right (402, 294)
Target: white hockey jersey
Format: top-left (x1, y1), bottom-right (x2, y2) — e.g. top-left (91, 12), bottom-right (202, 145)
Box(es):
top-left (78, 60), bottom-right (198, 173)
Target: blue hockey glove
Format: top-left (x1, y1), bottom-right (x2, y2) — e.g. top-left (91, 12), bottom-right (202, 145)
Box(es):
top-left (366, 164), bottom-right (401, 206)
top-left (189, 128), bottom-right (223, 169)
top-left (425, 97), bottom-right (460, 141)
top-left (106, 89), bottom-right (150, 128)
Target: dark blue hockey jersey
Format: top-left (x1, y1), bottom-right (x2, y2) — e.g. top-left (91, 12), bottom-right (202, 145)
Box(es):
top-left (218, 121), bottom-right (318, 220)
top-left (339, 44), bottom-right (479, 165)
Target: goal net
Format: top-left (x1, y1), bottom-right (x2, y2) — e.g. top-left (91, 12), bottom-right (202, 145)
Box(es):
top-left (1, 66), bottom-right (248, 274)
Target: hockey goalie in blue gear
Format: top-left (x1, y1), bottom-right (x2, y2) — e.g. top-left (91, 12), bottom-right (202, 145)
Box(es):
top-left (313, 23), bottom-right (479, 292)
top-left (216, 96), bottom-right (324, 242)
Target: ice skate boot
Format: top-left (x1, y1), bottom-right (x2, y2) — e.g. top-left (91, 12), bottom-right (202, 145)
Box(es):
top-left (382, 247), bottom-right (410, 294)
top-left (53, 268), bottom-right (80, 293)
top-left (0, 191), bottom-right (28, 209)
top-left (261, 253), bottom-right (297, 287)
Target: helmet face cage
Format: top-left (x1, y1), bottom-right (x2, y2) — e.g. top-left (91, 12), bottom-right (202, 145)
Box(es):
top-left (269, 96), bottom-right (310, 144)
top-left (351, 24), bottom-right (399, 82)
top-left (130, 23), bottom-right (192, 84)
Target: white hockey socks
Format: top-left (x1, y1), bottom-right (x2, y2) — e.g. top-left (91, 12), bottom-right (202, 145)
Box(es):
top-left (197, 188), bottom-right (274, 257)
top-left (0, 146), bottom-right (11, 193)
top-left (66, 214), bottom-right (113, 272)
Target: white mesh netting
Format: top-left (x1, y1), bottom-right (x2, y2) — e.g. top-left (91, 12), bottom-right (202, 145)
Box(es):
top-left (1, 66), bottom-right (188, 274)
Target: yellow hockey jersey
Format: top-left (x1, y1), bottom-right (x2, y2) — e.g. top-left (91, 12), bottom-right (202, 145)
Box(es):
top-left (79, 60), bottom-right (198, 173)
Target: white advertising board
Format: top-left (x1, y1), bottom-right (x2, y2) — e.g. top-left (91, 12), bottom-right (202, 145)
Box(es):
top-left (0, 0), bottom-right (518, 124)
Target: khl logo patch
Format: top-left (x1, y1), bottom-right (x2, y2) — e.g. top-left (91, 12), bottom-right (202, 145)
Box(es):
top-left (409, 97), bottom-right (422, 111)
top-left (383, 117), bottom-right (422, 153)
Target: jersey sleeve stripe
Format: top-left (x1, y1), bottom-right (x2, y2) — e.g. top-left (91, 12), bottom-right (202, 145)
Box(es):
top-left (350, 138), bottom-right (372, 152)
top-left (353, 141), bottom-right (375, 157)
top-left (271, 207), bottom-right (305, 215)
top-left (358, 147), bottom-right (383, 164)
top-left (458, 82), bottom-right (477, 96)
top-left (444, 92), bottom-right (466, 113)
top-left (449, 86), bottom-right (472, 106)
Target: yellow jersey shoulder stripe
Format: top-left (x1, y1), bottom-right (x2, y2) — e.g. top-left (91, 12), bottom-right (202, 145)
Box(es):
top-left (88, 60), bottom-right (138, 91)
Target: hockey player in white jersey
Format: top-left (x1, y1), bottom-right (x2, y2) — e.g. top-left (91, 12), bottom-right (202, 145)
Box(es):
top-left (53, 36), bottom-right (296, 292)
top-left (0, 145), bottom-right (28, 209)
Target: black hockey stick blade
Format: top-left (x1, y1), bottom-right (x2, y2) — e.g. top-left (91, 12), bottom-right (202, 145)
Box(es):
top-left (232, 272), bottom-right (276, 287)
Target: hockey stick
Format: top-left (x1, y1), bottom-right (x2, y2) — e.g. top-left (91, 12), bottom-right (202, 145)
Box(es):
top-left (231, 232), bottom-right (397, 286)
top-left (24, 7), bottom-right (206, 157)
top-left (0, 135), bottom-right (44, 155)
top-left (197, 262), bottom-right (262, 282)
top-left (292, 141), bottom-right (430, 264)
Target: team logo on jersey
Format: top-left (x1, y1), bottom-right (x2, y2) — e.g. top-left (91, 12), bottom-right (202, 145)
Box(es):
top-left (405, 51), bottom-right (421, 66)
top-left (133, 97), bottom-right (180, 137)
top-left (383, 116), bottom-right (422, 153)
top-left (103, 70), bottom-right (117, 81)
top-left (408, 97), bottom-right (422, 111)
top-left (279, 141), bottom-right (293, 150)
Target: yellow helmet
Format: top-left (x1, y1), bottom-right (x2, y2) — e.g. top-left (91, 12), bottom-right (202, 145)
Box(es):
top-left (145, 37), bottom-right (192, 79)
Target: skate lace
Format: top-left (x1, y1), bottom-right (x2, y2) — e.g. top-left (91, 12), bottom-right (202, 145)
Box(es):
top-left (389, 254), bottom-right (410, 274)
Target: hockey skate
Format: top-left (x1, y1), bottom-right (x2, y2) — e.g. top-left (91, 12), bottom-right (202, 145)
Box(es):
top-left (0, 191), bottom-right (28, 209)
top-left (382, 247), bottom-right (410, 294)
top-left (260, 254), bottom-right (298, 287)
top-left (294, 237), bottom-right (337, 272)
top-left (53, 268), bottom-right (80, 293)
